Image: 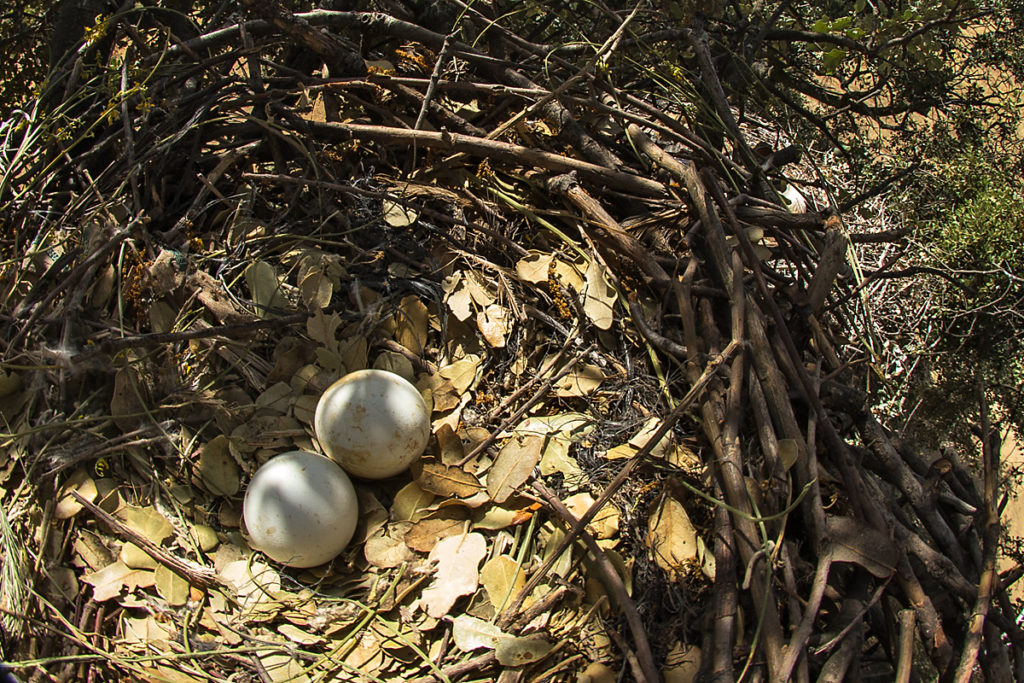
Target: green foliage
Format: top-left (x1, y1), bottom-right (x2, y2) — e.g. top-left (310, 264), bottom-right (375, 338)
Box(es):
top-left (0, 0), bottom-right (48, 110)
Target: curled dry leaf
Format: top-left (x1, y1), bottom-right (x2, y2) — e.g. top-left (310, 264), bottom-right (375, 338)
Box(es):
top-left (391, 481), bottom-right (436, 522)
top-left (420, 532), bottom-right (487, 618)
top-left (55, 469), bottom-right (97, 520)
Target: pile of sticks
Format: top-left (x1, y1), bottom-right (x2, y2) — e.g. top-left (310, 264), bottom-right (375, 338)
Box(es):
top-left (4, 2), bottom-right (1021, 680)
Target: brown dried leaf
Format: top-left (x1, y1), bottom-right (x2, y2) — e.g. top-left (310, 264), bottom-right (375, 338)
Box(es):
top-left (365, 522), bottom-right (416, 568)
top-left (154, 565), bottom-right (191, 607)
top-left (515, 251), bottom-right (554, 284)
top-left (55, 469), bottom-right (97, 520)
top-left (395, 295), bottom-right (429, 353)
top-left (82, 561), bottom-right (155, 602)
top-left (421, 532), bottom-right (487, 618)
top-left (479, 555), bottom-right (526, 612)
top-left (553, 363), bottom-right (606, 398)
top-left (564, 493), bottom-right (619, 540)
top-left (391, 482), bottom-right (436, 522)
top-left (435, 423), bottom-right (465, 464)
top-left (245, 261), bottom-right (288, 316)
top-left (417, 460), bottom-right (484, 498)
top-left (582, 257), bottom-right (616, 330)
top-left (306, 310), bottom-right (341, 351)
top-left (646, 494), bottom-right (699, 579)
top-left (404, 509), bottom-right (469, 553)
top-left (476, 304), bottom-right (511, 348)
top-left (118, 506), bottom-right (174, 545)
top-left (486, 435), bottom-right (543, 504)
top-left (495, 635), bottom-right (553, 667)
top-left (198, 435), bottom-right (240, 497)
top-left (825, 516), bottom-right (898, 578)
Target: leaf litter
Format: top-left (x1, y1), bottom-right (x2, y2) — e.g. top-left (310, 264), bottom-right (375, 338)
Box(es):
top-left (0, 3), bottom-right (1012, 683)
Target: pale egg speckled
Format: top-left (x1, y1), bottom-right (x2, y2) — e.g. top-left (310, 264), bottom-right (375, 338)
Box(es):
top-left (242, 450), bottom-right (358, 568)
top-left (314, 369), bottom-right (430, 479)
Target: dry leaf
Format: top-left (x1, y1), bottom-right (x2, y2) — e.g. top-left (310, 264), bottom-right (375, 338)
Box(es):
top-left (825, 516), bottom-right (898, 578)
top-left (487, 435), bottom-right (543, 503)
top-left (515, 251), bottom-right (554, 283)
top-left (220, 560), bottom-right (281, 613)
top-left (438, 356), bottom-right (481, 394)
top-left (111, 366), bottom-right (148, 431)
top-left (55, 469), bottom-right (97, 520)
top-left (435, 423), bottom-right (465, 464)
top-left (476, 304), bottom-right (511, 348)
top-left (480, 556), bottom-right (526, 612)
top-left (553, 363), bottom-right (606, 398)
top-left (538, 437), bottom-right (585, 485)
top-left (383, 198), bottom-right (418, 227)
top-left (404, 509), bottom-right (469, 553)
top-left (778, 438), bottom-right (800, 471)
top-left (391, 482), bottom-right (436, 522)
top-left (198, 435), bottom-right (240, 497)
top-left (119, 542), bottom-right (157, 570)
top-left (495, 635), bottom-right (553, 667)
top-left (278, 623), bottom-right (323, 646)
top-left (307, 310), bottom-right (341, 350)
top-left (417, 460), bottom-right (484, 498)
top-left (663, 642), bottom-right (702, 683)
top-left (564, 493), bottom-right (619, 540)
top-left (582, 257), bottom-right (616, 330)
top-left (646, 494), bottom-right (699, 579)
top-left (300, 268), bottom-right (333, 310)
top-left (579, 662), bottom-right (618, 683)
top-left (365, 522), bottom-right (417, 568)
top-left (395, 295), bottom-right (429, 353)
top-left (464, 271), bottom-right (495, 307)
top-left (340, 335), bottom-right (368, 372)
top-left (421, 532), bottom-right (487, 618)
top-left (245, 261), bottom-right (288, 316)
top-left (445, 273), bottom-right (474, 321)
top-left (82, 561), bottom-right (155, 601)
top-left (118, 506), bottom-right (174, 545)
top-left (452, 614), bottom-right (506, 651)
top-left (154, 565), bottom-right (191, 607)
top-left (259, 652), bottom-right (312, 683)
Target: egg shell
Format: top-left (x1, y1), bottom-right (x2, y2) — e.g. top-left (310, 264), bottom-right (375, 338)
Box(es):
top-left (242, 450), bottom-right (358, 568)
top-left (314, 369), bottom-right (430, 479)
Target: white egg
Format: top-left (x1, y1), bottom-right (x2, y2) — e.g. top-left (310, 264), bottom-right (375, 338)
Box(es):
top-left (314, 369), bottom-right (430, 479)
top-left (242, 450), bottom-right (358, 568)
